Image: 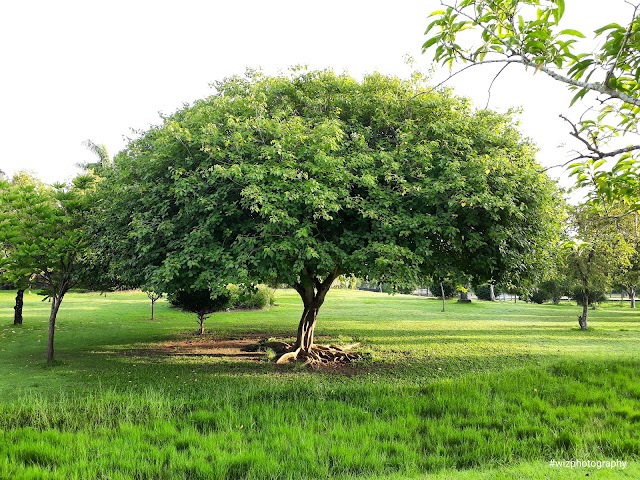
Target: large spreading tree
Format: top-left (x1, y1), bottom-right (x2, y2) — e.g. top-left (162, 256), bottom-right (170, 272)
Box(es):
top-left (97, 69), bottom-right (562, 363)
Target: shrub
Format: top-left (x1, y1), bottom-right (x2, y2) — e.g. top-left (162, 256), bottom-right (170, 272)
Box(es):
top-left (473, 283), bottom-right (500, 301)
top-left (430, 281), bottom-right (457, 299)
top-left (226, 284), bottom-right (275, 310)
top-left (168, 289), bottom-right (230, 314)
top-left (570, 288), bottom-right (608, 306)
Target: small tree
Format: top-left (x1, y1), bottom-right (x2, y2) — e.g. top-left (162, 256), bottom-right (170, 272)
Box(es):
top-left (565, 205), bottom-right (634, 329)
top-left (170, 288), bottom-right (230, 335)
top-left (0, 172), bottom-right (51, 325)
top-left (0, 174), bottom-right (98, 362)
top-left (144, 290), bottom-right (163, 320)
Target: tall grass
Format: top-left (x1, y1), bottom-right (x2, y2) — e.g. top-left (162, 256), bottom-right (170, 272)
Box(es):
top-left (0, 290), bottom-right (639, 478)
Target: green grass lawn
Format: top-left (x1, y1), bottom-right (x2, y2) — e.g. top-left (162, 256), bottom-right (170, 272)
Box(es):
top-left (0, 289), bottom-right (638, 479)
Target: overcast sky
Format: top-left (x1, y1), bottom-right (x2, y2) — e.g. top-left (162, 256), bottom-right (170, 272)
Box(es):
top-left (0, 0), bottom-right (634, 189)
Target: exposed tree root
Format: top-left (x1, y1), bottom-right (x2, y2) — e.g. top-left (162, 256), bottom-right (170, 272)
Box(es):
top-left (243, 338), bottom-right (362, 366)
top-left (275, 348), bottom-right (301, 365)
top-left (276, 344), bottom-right (361, 367)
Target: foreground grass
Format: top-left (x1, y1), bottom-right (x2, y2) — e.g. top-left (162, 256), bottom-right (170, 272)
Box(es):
top-left (0, 289), bottom-right (638, 478)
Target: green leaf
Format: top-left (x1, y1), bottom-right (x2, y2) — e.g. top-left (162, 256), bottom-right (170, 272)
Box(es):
top-left (422, 36), bottom-right (441, 52)
top-left (558, 29), bottom-right (586, 38)
top-left (594, 23), bottom-right (623, 36)
top-left (555, 0), bottom-right (565, 20)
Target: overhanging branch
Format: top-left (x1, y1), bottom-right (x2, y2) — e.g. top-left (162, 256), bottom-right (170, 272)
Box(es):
top-left (559, 114), bottom-right (640, 160)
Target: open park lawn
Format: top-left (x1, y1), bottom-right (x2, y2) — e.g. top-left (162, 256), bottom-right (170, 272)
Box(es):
top-left (0, 289), bottom-right (638, 479)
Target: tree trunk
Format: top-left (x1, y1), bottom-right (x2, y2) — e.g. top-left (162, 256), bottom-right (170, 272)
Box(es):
top-left (296, 305), bottom-right (320, 352)
top-left (47, 295), bottom-right (63, 363)
top-left (440, 282), bottom-right (445, 312)
top-left (579, 293), bottom-right (589, 330)
top-left (198, 314), bottom-right (205, 335)
top-left (489, 284), bottom-right (496, 301)
top-left (14, 289), bottom-right (24, 325)
top-left (151, 298), bottom-right (156, 320)
top-left (631, 288), bottom-right (636, 309)
top-left (292, 271), bottom-right (337, 355)
top-left (458, 290), bottom-right (471, 303)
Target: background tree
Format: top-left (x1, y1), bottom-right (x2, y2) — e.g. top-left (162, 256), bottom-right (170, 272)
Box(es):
top-left (616, 253), bottom-right (640, 308)
top-left (0, 174), bottom-right (99, 362)
top-left (474, 282), bottom-right (501, 301)
top-left (97, 69), bottom-right (563, 363)
top-left (565, 205), bottom-right (634, 329)
top-left (423, 0), bottom-right (640, 202)
top-left (0, 172), bottom-right (50, 325)
top-left (144, 290), bottom-right (163, 320)
top-left (169, 288), bottom-right (230, 335)
top-left (610, 211), bottom-right (640, 307)
top-left (79, 140), bottom-right (112, 175)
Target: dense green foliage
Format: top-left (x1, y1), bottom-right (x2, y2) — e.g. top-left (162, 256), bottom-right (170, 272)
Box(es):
top-left (1, 289), bottom-right (638, 478)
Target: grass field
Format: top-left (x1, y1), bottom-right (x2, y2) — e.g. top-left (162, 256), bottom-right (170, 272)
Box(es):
top-left (0, 288), bottom-right (638, 479)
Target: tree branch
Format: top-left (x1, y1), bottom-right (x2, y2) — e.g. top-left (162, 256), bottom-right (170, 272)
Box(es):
top-left (448, 58), bottom-right (640, 107)
top-left (435, 1), bottom-right (640, 108)
top-left (604, 3), bottom-right (640, 87)
top-left (559, 114), bottom-right (640, 160)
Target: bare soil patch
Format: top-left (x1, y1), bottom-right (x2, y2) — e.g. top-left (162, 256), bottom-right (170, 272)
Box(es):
top-left (120, 334), bottom-right (365, 370)
top-left (124, 333), bottom-right (274, 361)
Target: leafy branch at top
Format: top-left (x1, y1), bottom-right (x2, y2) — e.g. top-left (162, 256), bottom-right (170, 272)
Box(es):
top-left (423, 0), bottom-right (640, 202)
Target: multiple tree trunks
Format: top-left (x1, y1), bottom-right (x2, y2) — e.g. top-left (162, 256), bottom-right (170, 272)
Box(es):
top-left (13, 289), bottom-right (24, 326)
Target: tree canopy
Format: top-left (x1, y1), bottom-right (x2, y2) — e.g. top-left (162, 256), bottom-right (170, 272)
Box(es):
top-left (96, 69), bottom-right (562, 361)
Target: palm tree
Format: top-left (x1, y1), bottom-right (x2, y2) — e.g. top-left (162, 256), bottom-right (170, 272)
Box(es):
top-left (78, 140), bottom-right (111, 174)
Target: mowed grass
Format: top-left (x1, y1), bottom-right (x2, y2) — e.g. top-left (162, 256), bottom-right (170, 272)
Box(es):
top-left (0, 289), bottom-right (639, 479)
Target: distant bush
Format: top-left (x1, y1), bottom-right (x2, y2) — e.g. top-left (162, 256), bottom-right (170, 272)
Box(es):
top-left (332, 275), bottom-right (362, 290)
top-left (473, 283), bottom-right (500, 301)
top-left (226, 284), bottom-right (275, 310)
top-left (527, 279), bottom-right (571, 304)
top-left (570, 288), bottom-right (607, 306)
top-left (430, 281), bottom-right (457, 299)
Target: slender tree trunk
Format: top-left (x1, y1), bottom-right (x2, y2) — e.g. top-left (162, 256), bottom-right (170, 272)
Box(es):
top-left (440, 282), bottom-right (445, 312)
top-left (579, 293), bottom-right (589, 330)
top-left (631, 288), bottom-right (636, 309)
top-left (14, 289), bottom-right (24, 325)
top-left (151, 298), bottom-right (156, 320)
top-left (198, 314), bottom-right (205, 335)
top-left (47, 295), bottom-right (63, 363)
top-left (489, 284), bottom-right (496, 301)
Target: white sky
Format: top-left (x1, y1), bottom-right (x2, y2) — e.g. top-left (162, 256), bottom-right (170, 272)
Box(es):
top-left (0, 0), bottom-right (635, 190)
